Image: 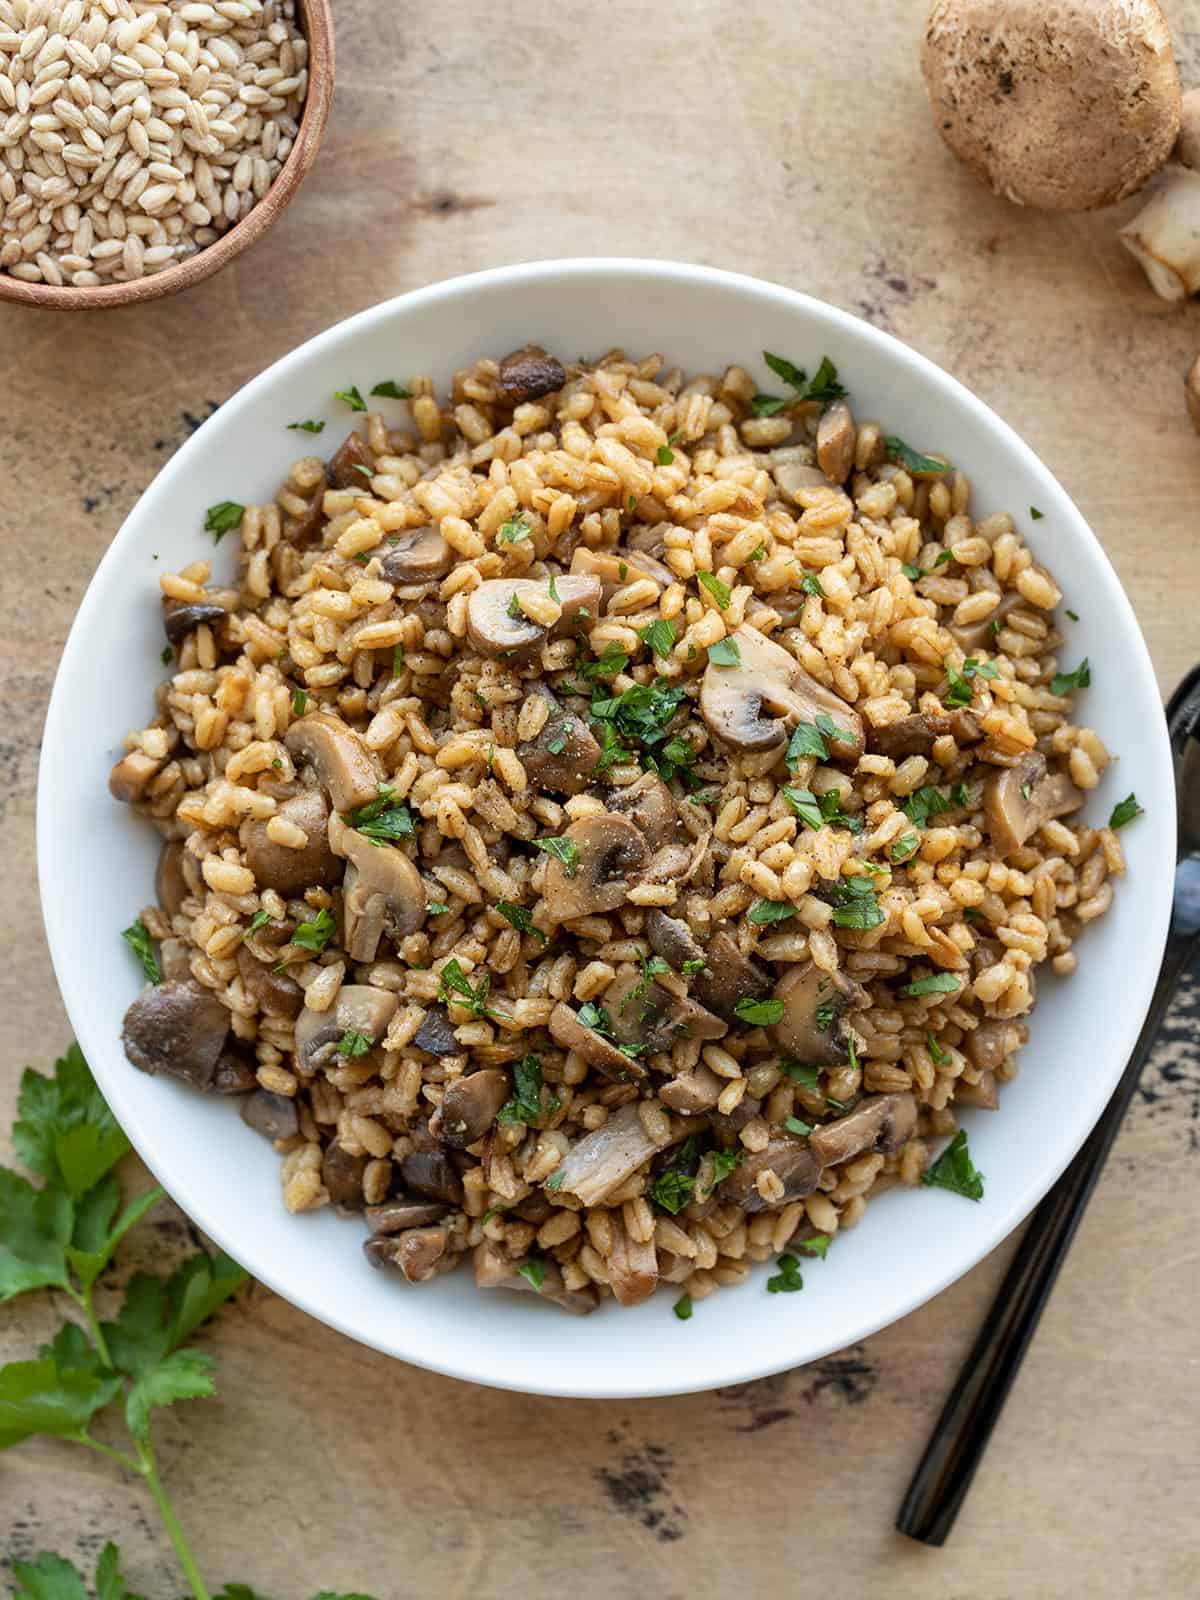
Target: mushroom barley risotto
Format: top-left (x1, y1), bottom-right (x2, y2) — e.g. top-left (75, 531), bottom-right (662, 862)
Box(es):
top-left (111, 342), bottom-right (1128, 1316)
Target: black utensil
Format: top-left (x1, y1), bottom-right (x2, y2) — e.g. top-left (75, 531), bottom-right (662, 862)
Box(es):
top-left (897, 664), bottom-right (1200, 1546)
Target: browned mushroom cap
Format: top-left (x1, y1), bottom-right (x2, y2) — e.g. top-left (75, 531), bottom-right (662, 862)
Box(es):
top-left (773, 460), bottom-right (829, 503)
top-left (570, 546), bottom-right (674, 598)
top-left (412, 1010), bottom-right (462, 1058)
top-left (155, 840), bottom-right (190, 918)
top-left (439, 1068), bottom-right (510, 1148)
top-left (466, 575), bottom-right (601, 662)
top-left (868, 708), bottom-right (982, 760)
top-left (606, 1211), bottom-right (659, 1307)
top-left (328, 431), bottom-right (375, 489)
top-left (474, 1238), bottom-right (598, 1315)
top-left (284, 713), bottom-right (379, 813)
top-left (955, 1069), bottom-right (999, 1110)
top-left (645, 909), bottom-right (706, 971)
top-left (365, 1225), bottom-right (451, 1283)
top-left (366, 1199), bottom-right (449, 1233)
top-left (122, 979), bottom-right (231, 1090)
top-left (604, 969), bottom-right (726, 1053)
top-left (606, 772), bottom-right (679, 850)
top-left (964, 1018), bottom-right (1013, 1074)
top-left (549, 1000), bottom-right (645, 1083)
top-left (241, 788), bottom-right (339, 897)
top-left (808, 1092), bottom-right (917, 1168)
top-left (659, 1062), bottom-right (724, 1114)
top-left (163, 601), bottom-right (226, 648)
top-left (691, 929), bottom-right (769, 1024)
top-left (699, 626), bottom-right (864, 757)
top-left (517, 690), bottom-right (600, 795)
top-left (816, 399), bottom-right (857, 485)
top-left (399, 1147), bottom-right (464, 1205)
top-left (540, 812), bottom-right (649, 922)
top-left (294, 985), bottom-right (399, 1073)
top-left (236, 942), bottom-right (303, 1019)
top-left (380, 526), bottom-right (453, 584)
top-left (240, 1089), bottom-right (299, 1140)
top-left (498, 343), bottom-right (567, 403)
top-left (720, 1136), bottom-right (821, 1213)
top-left (771, 962), bottom-right (867, 1065)
top-left (984, 751), bottom-right (1083, 854)
top-left (321, 1141), bottom-right (368, 1209)
top-left (949, 590), bottom-right (1021, 652)
top-left (550, 1102), bottom-right (676, 1208)
top-left (109, 748), bottom-right (162, 804)
top-left (211, 1047), bottom-right (259, 1094)
top-left (334, 819), bottom-right (425, 960)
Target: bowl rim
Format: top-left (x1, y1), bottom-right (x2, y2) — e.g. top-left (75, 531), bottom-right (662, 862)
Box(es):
top-left (38, 258), bottom-right (1177, 1396)
top-left (0, 0), bottom-right (334, 312)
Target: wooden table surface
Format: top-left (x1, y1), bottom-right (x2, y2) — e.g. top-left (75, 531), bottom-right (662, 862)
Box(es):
top-left (3, 2), bottom-right (1199, 1594)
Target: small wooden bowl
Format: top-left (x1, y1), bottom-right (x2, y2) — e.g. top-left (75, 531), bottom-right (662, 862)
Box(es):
top-left (0, 0), bottom-right (334, 312)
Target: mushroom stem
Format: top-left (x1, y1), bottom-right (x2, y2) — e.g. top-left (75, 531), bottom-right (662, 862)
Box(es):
top-left (1119, 166), bottom-right (1200, 301)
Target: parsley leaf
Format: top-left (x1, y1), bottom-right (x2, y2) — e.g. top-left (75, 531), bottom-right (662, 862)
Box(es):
top-left (734, 997), bottom-right (785, 1026)
top-left (763, 350), bottom-right (808, 389)
top-left (436, 958), bottom-right (496, 1020)
top-left (785, 1116), bottom-right (812, 1136)
top-left (927, 1032), bottom-right (947, 1065)
top-left (1030, 506), bottom-right (1044, 520)
top-left (766, 1253), bottom-right (803, 1294)
top-left (291, 907), bottom-right (335, 954)
top-left (803, 356), bottom-right (847, 402)
top-left (247, 910), bottom-right (271, 935)
top-left (747, 899), bottom-right (796, 926)
top-left (536, 836), bottom-right (579, 877)
top-left (891, 831), bottom-right (919, 863)
top-left (344, 784), bottom-right (414, 842)
top-left (751, 393), bottom-right (790, 417)
top-left (706, 636), bottom-right (741, 667)
top-left (0, 1169), bottom-right (72, 1302)
top-left (901, 785), bottom-right (951, 828)
top-left (800, 573), bottom-right (825, 598)
top-left (291, 687), bottom-right (308, 717)
top-left (681, 957), bottom-right (705, 977)
top-left (705, 1148), bottom-right (743, 1193)
top-left (830, 876), bottom-right (885, 930)
top-left (337, 1030), bottom-right (373, 1058)
top-left (638, 618), bottom-right (676, 659)
top-left (426, 902), bottom-right (449, 917)
top-left (497, 1055), bottom-right (543, 1126)
top-left (125, 1347), bottom-right (215, 1443)
top-left (14, 1045), bottom-right (130, 1200)
top-left (902, 561), bottom-right (921, 581)
top-left (899, 972), bottom-right (962, 998)
top-left (781, 786), bottom-right (824, 831)
top-left (656, 443), bottom-right (675, 465)
top-left (1109, 793), bottom-right (1143, 830)
top-left (697, 570), bottom-right (731, 609)
top-left (371, 379), bottom-right (411, 399)
top-left (288, 419), bottom-right (325, 434)
top-left (516, 1259), bottom-right (546, 1291)
top-left (392, 644), bottom-right (404, 678)
top-left (334, 385), bottom-right (366, 411)
top-left (120, 918), bottom-right (160, 984)
top-left (921, 1130), bottom-right (984, 1201)
top-left (883, 437), bottom-right (948, 476)
top-left (203, 501), bottom-right (244, 542)
top-left (781, 1061), bottom-right (820, 1089)
top-left (651, 1136), bottom-right (700, 1214)
top-left (497, 514), bottom-right (532, 545)
top-left (0, 1355), bottom-right (122, 1450)
top-left (1050, 658), bottom-right (1091, 696)
top-left (496, 900), bottom-right (544, 940)
top-left (673, 1293), bottom-right (693, 1321)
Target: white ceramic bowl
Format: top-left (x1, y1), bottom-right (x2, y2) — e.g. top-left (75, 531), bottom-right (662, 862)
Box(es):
top-left (39, 260), bottom-right (1175, 1398)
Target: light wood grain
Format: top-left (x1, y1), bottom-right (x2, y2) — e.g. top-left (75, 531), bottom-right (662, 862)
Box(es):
top-left (2, 1), bottom-right (1199, 1594)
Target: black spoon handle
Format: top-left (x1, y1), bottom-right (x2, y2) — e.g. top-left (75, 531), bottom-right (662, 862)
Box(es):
top-left (897, 897), bottom-right (1198, 1546)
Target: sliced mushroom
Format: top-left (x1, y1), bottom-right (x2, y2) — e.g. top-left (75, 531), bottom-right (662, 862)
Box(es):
top-left (211, 1048), bottom-right (259, 1095)
top-left (964, 1019), bottom-right (1013, 1074)
top-left (364, 1225), bottom-right (451, 1283)
top-left (412, 1010), bottom-right (462, 1058)
top-left (163, 601), bottom-right (226, 648)
top-left (816, 399), bottom-right (857, 484)
top-left (570, 545), bottom-right (674, 597)
top-left (466, 575), bottom-right (602, 662)
top-left (539, 812), bottom-right (649, 922)
top-left (868, 708), bottom-right (982, 759)
top-left (284, 713), bottom-right (379, 813)
top-left (550, 1102), bottom-right (675, 1208)
top-left (335, 821), bottom-right (425, 960)
top-left (294, 986), bottom-right (399, 1073)
top-left (517, 689), bottom-right (600, 795)
top-left (328, 431), bottom-right (375, 489)
top-left (498, 343), bottom-right (567, 403)
top-left (948, 590), bottom-right (1021, 653)
top-left (720, 1136), bottom-right (821, 1213)
top-left (771, 962), bottom-right (866, 1065)
top-left (708, 1094), bottom-right (763, 1142)
top-left (659, 1062), bottom-right (724, 1114)
top-left (322, 1141), bottom-right (368, 1209)
top-left (240, 1089), bottom-right (299, 1140)
top-left (773, 460), bottom-right (829, 503)
top-left (241, 788), bottom-right (339, 897)
top-left (955, 1070), bottom-right (1000, 1110)
top-left (158, 937), bottom-right (192, 982)
top-left (380, 526), bottom-right (453, 584)
top-left (606, 772), bottom-right (679, 850)
top-left (606, 1211), bottom-right (659, 1307)
top-left (439, 1069), bottom-right (510, 1149)
top-left (473, 1239), bottom-right (597, 1315)
top-left (984, 752), bottom-right (1083, 854)
top-left (549, 1000), bottom-right (645, 1084)
top-left (699, 625), bottom-right (863, 757)
top-left (122, 979), bottom-right (231, 1090)
top-left (108, 748), bottom-right (162, 804)
top-left (691, 930), bottom-right (770, 1023)
top-left (155, 840), bottom-right (190, 918)
top-left (604, 969), bottom-right (726, 1052)
top-left (236, 942), bottom-right (303, 1019)
top-left (808, 1092), bottom-right (917, 1168)
top-left (399, 1147), bottom-right (464, 1206)
top-left (645, 909), bottom-right (706, 971)
top-left (366, 1199), bottom-right (449, 1234)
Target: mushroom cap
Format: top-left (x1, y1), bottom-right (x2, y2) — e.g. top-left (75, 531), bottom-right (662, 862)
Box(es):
top-left (539, 812), bottom-right (649, 923)
top-left (294, 985), bottom-right (399, 1072)
top-left (163, 601), bottom-right (226, 648)
top-left (517, 690), bottom-right (601, 794)
top-left (439, 1068), bottom-right (510, 1148)
top-left (603, 969), bottom-right (727, 1052)
top-left (284, 712), bottom-right (380, 813)
top-left (121, 979), bottom-right (231, 1090)
top-left (380, 526), bottom-right (454, 584)
top-left (498, 344), bottom-right (567, 404)
top-left (983, 751), bottom-right (1083, 854)
top-left (549, 1000), bottom-right (646, 1083)
top-left (465, 575), bottom-right (601, 661)
top-left (155, 839), bottom-right (191, 919)
top-left (240, 1089), bottom-right (300, 1141)
top-left (808, 1093), bottom-right (917, 1168)
top-left (690, 929), bottom-right (771, 1023)
top-left (550, 1101), bottom-right (674, 1208)
top-left (922, 0), bottom-right (1180, 212)
top-left (333, 815), bottom-right (426, 950)
top-left (473, 1239), bottom-right (598, 1314)
top-left (570, 545), bottom-right (674, 597)
top-left (699, 625), bottom-right (863, 756)
top-left (241, 787), bottom-right (339, 896)
top-left (606, 772), bottom-right (679, 849)
top-left (1175, 86), bottom-right (1200, 169)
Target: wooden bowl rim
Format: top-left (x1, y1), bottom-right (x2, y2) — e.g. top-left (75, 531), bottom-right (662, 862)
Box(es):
top-left (0, 0), bottom-right (334, 312)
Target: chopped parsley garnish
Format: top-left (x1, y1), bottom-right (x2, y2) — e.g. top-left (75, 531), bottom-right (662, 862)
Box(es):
top-left (656, 443), bottom-right (675, 465)
top-left (392, 644), bottom-right (404, 677)
top-left (781, 1061), bottom-right (820, 1089)
top-left (707, 636), bottom-right (741, 668)
top-left (651, 1136), bottom-right (700, 1214)
top-left (902, 562), bottom-right (921, 581)
top-left (639, 618), bottom-right (676, 659)
top-left (749, 543), bottom-right (766, 561)
top-left (121, 918), bottom-right (161, 984)
top-left (901, 785), bottom-right (951, 828)
top-left (576, 1000), bottom-right (615, 1037)
top-left (545, 732), bottom-right (567, 755)
top-left (891, 831), bottom-right (919, 863)
top-left (426, 902), bottom-right (449, 917)
top-left (751, 392), bottom-right (790, 416)
top-left (536, 836), bottom-right (579, 876)
top-left (734, 996), bottom-right (785, 1026)
top-left (349, 462), bottom-right (373, 481)
top-left (800, 573), bottom-right (825, 598)
top-left (516, 1259), bottom-right (546, 1291)
top-left (1050, 658), bottom-right (1091, 696)
top-left (1065, 608), bottom-right (1079, 622)
top-left (799, 1233), bottom-right (831, 1259)
top-left (371, 379), bottom-right (411, 398)
top-left (247, 910), bottom-right (271, 934)
top-left (697, 570), bottom-right (731, 609)
top-left (291, 687), bottom-right (308, 717)
top-left (950, 781), bottom-right (970, 808)
top-left (345, 784), bottom-right (414, 841)
top-left (830, 876), bottom-right (885, 930)
top-left (497, 514), bottom-right (532, 545)
top-left (204, 500), bottom-right (244, 542)
top-left (705, 1148), bottom-right (743, 1193)
top-left (748, 898), bottom-right (796, 926)
top-left (763, 350), bottom-right (809, 390)
top-left (337, 1030), bottom-right (373, 1057)
top-left (785, 1116), bottom-right (812, 1136)
top-left (681, 957), bottom-right (705, 977)
top-left (545, 1170), bottom-right (565, 1192)
top-left (758, 351), bottom-right (846, 408)
top-left (506, 593), bottom-right (523, 620)
top-left (334, 385), bottom-right (366, 411)
top-left (292, 907), bottom-right (335, 954)
top-left (288, 418), bottom-right (325, 433)
top-left (900, 972), bottom-right (961, 998)
top-left (921, 1130), bottom-right (984, 1201)
top-left (933, 550), bottom-right (954, 568)
top-left (784, 712), bottom-right (853, 766)
top-left (781, 785), bottom-right (825, 830)
top-left (589, 677), bottom-right (688, 779)
top-left (884, 436), bottom-right (948, 476)
top-left (674, 1293), bottom-right (693, 1321)
top-left (498, 1054), bottom-right (543, 1126)
top-left (927, 1032), bottom-right (947, 1065)
top-left (1030, 506), bottom-right (1044, 520)
top-left (944, 656), bottom-right (1000, 707)
top-left (579, 641), bottom-right (630, 683)
top-left (437, 957), bottom-right (497, 1020)
top-left (1109, 793), bottom-right (1144, 830)
top-left (160, 645), bottom-right (173, 665)
top-left (766, 1253), bottom-right (803, 1294)
top-left (628, 495), bottom-right (637, 511)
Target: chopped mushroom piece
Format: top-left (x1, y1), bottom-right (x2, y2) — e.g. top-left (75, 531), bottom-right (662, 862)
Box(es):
top-left (955, 1070), bottom-right (1000, 1110)
top-left (155, 840), bottom-right (190, 919)
top-left (322, 1141), bottom-right (368, 1209)
top-left (122, 980), bottom-right (231, 1090)
top-left (210, 1049), bottom-right (258, 1094)
top-left (517, 689), bottom-right (600, 794)
top-left (399, 1146), bottom-right (465, 1206)
top-left (294, 986), bottom-right (399, 1073)
top-left (606, 773), bottom-right (679, 850)
top-left (281, 467), bottom-right (327, 546)
top-left (498, 343), bottom-right (567, 403)
top-left (644, 909), bottom-right (706, 972)
top-left (699, 625), bottom-right (864, 757)
top-left (163, 601), bottom-right (226, 648)
top-left (603, 969), bottom-right (726, 1052)
top-left (551, 1101), bottom-right (675, 1208)
top-left (284, 712), bottom-right (380, 813)
top-left (327, 431), bottom-right (375, 489)
top-left (808, 1092), bottom-right (918, 1168)
top-left (241, 788), bottom-right (339, 896)
top-left (539, 812), bottom-right (649, 923)
top-left (773, 459), bottom-right (829, 502)
top-left (983, 752), bottom-right (1083, 854)
top-left (466, 575), bottom-right (601, 662)
top-left (964, 1019), bottom-right (1014, 1074)
top-left (549, 1000), bottom-right (645, 1084)
top-left (364, 1226), bottom-right (451, 1283)
top-left (236, 942), bottom-right (303, 1019)
top-left (816, 399), bottom-right (857, 484)
top-left (606, 1211), bottom-right (659, 1307)
top-left (365, 1200), bottom-right (449, 1233)
top-left (380, 526), bottom-right (454, 584)
top-left (720, 1136), bottom-right (821, 1213)
top-left (240, 1089), bottom-right (299, 1140)
top-left (691, 930), bottom-right (770, 1023)
top-left (659, 1062), bottom-right (724, 1114)
top-left (570, 545), bottom-right (674, 597)
top-left (411, 1010), bottom-right (462, 1058)
top-left (868, 709), bottom-right (981, 759)
top-left (473, 1239), bottom-right (598, 1315)
top-left (948, 590), bottom-right (1022, 653)
top-left (771, 962), bottom-right (867, 1065)
top-left (1120, 165), bottom-right (1200, 300)
top-left (439, 1068), bottom-right (510, 1148)
top-left (108, 748), bottom-right (162, 804)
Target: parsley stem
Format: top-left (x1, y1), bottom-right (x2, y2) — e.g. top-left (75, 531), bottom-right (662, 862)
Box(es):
top-left (67, 1283), bottom-right (114, 1370)
top-left (137, 1434), bottom-right (211, 1600)
top-left (75, 1433), bottom-right (140, 1476)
